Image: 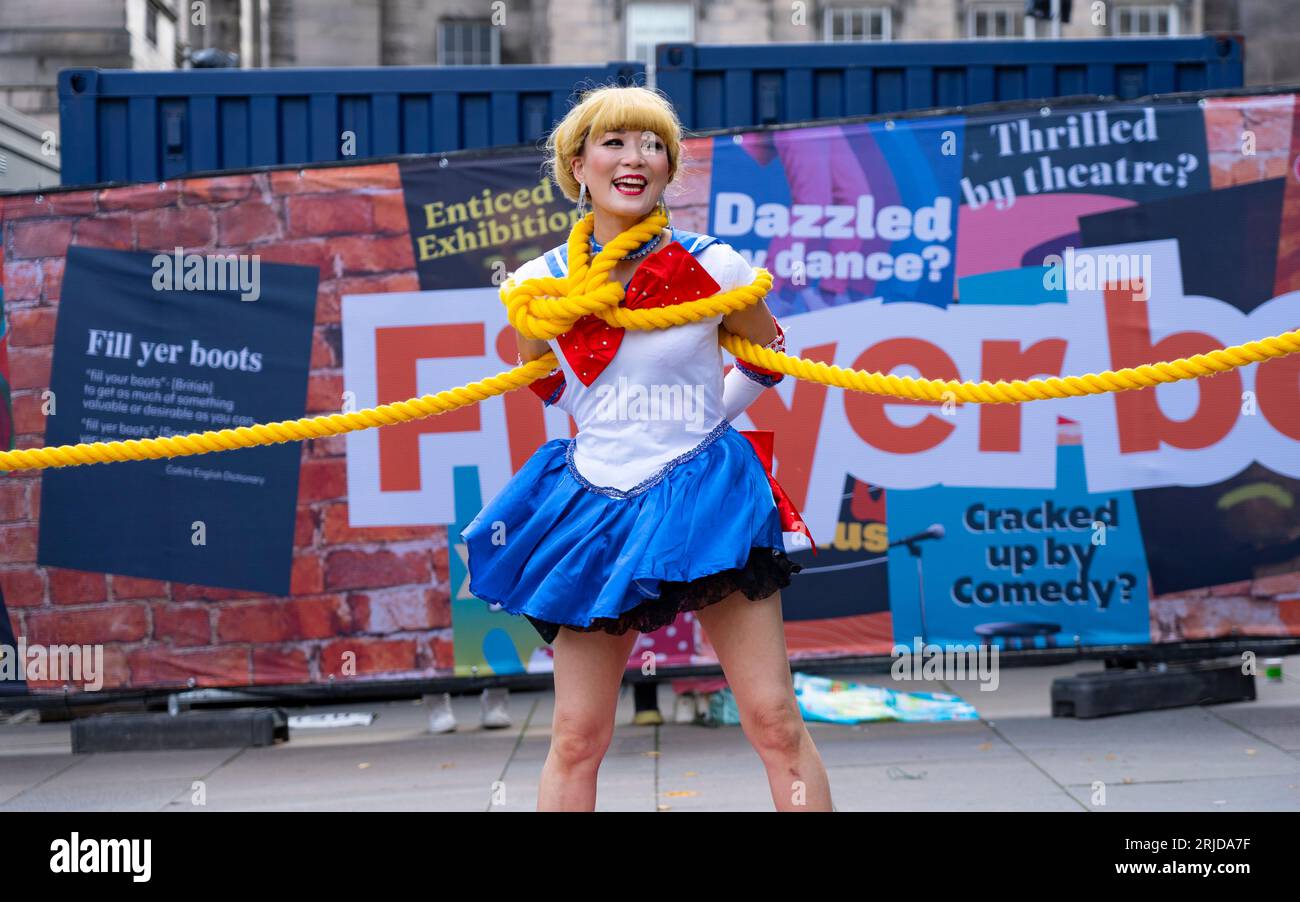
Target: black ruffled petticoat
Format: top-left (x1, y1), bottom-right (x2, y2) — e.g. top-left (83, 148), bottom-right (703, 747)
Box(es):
top-left (522, 545), bottom-right (802, 645)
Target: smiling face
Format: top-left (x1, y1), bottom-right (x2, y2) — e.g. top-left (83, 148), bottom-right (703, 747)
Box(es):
top-left (571, 128), bottom-right (671, 224)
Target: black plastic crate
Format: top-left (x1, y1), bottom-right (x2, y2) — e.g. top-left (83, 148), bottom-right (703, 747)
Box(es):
top-left (1051, 659), bottom-right (1255, 719)
top-left (71, 707), bottom-right (289, 753)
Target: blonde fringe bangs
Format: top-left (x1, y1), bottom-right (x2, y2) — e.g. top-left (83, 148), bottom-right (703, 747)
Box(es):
top-left (545, 85), bottom-right (684, 202)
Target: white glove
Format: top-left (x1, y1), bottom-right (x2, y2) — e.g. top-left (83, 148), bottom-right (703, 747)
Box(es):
top-left (723, 364), bottom-right (768, 422)
top-left (723, 316), bottom-right (787, 422)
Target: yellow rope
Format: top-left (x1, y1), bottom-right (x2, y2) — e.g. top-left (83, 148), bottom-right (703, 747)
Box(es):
top-left (2, 206), bottom-right (1298, 472)
top-left (501, 208), bottom-right (770, 339)
top-left (719, 329), bottom-right (1300, 405)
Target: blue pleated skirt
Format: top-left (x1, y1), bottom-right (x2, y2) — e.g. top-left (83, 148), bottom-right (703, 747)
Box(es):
top-left (459, 419), bottom-right (801, 644)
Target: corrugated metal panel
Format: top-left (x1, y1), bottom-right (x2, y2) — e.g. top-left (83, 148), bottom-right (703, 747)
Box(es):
top-left (57, 63), bottom-right (644, 187)
top-left (0, 102), bottom-right (61, 192)
top-left (656, 35), bottom-right (1245, 130)
top-left (58, 37), bottom-right (1246, 188)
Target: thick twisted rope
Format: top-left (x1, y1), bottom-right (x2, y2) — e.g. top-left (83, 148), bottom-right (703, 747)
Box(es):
top-left (719, 329), bottom-right (1300, 405)
top-left (0, 357), bottom-right (560, 471)
top-left (2, 207), bottom-right (1298, 472)
top-left (501, 208), bottom-right (769, 338)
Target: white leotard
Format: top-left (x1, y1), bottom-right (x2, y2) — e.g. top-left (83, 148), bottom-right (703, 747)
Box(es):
top-left (510, 238), bottom-right (756, 494)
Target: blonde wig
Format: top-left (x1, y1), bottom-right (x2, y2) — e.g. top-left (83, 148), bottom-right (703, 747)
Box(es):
top-left (544, 84), bottom-right (685, 203)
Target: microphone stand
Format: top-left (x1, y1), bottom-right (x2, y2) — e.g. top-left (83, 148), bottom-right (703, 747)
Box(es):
top-left (887, 526), bottom-right (945, 647)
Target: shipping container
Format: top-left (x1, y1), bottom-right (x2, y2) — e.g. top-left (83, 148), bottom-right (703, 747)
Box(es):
top-left (57, 62), bottom-right (643, 187)
top-left (57, 35), bottom-right (1245, 188)
top-left (656, 35), bottom-right (1245, 129)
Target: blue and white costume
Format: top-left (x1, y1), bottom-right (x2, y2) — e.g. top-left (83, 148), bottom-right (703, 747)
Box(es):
top-left (459, 227), bottom-right (805, 644)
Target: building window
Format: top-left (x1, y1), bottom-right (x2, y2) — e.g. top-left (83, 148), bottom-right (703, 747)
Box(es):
top-left (1112, 4), bottom-right (1179, 36)
top-left (823, 7), bottom-right (892, 42)
top-left (627, 3), bottom-right (694, 84)
top-left (438, 20), bottom-right (500, 65)
top-left (146, 1), bottom-right (159, 46)
top-left (966, 4), bottom-right (1025, 38)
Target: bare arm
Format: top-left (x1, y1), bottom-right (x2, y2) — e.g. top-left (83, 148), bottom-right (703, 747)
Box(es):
top-left (722, 298), bottom-right (778, 346)
top-left (515, 331), bottom-right (551, 364)
top-left (506, 263), bottom-right (552, 363)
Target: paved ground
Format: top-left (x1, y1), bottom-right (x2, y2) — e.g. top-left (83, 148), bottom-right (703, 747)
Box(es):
top-left (2, 657), bottom-right (1298, 811)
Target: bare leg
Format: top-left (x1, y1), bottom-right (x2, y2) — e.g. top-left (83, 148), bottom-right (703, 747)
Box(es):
top-left (695, 588), bottom-right (833, 810)
top-left (538, 626), bottom-right (641, 811)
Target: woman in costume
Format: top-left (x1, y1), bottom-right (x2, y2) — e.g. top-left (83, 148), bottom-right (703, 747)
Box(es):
top-left (460, 85), bottom-right (833, 811)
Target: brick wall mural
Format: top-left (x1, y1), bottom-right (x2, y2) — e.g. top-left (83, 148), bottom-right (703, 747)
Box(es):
top-left (1, 164), bottom-right (455, 691)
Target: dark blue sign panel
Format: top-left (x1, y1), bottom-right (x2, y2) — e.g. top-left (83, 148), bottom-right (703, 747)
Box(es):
top-left (37, 246), bottom-right (318, 594)
top-left (961, 103), bottom-right (1211, 210)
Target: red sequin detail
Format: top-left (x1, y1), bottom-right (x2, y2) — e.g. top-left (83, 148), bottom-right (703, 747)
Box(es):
top-left (556, 240), bottom-right (723, 386)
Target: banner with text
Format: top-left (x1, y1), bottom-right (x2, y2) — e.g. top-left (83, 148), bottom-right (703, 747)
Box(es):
top-left (2, 90), bottom-right (1298, 693)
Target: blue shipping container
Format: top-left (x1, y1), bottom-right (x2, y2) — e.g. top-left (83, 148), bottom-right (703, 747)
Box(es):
top-left (57, 62), bottom-right (643, 187)
top-left (57, 36), bottom-right (1245, 188)
top-left (656, 35), bottom-right (1244, 129)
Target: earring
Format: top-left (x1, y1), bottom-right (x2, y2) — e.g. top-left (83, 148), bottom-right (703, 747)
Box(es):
top-left (657, 194), bottom-right (671, 226)
top-left (577, 181), bottom-right (588, 216)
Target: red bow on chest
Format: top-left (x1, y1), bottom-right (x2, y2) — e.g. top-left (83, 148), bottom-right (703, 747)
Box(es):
top-left (557, 241), bottom-right (721, 386)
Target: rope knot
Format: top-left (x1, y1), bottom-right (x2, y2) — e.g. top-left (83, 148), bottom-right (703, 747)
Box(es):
top-left (500, 206), bottom-right (773, 341)
top-left (501, 274), bottom-right (626, 341)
